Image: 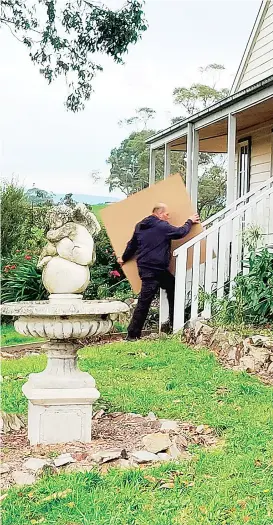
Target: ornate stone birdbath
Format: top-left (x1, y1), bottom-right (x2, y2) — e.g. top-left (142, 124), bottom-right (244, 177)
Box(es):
top-left (1, 204), bottom-right (129, 445)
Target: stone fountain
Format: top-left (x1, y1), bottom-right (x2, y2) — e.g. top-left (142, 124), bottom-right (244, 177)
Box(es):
top-left (1, 203), bottom-right (129, 445)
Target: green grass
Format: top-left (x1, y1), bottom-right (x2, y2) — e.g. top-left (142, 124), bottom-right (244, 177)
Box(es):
top-left (1, 324), bottom-right (41, 347)
top-left (91, 203), bottom-right (106, 223)
top-left (2, 340), bottom-right (273, 525)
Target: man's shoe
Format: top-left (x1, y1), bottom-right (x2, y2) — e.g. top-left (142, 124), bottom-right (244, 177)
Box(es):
top-left (125, 336), bottom-right (139, 342)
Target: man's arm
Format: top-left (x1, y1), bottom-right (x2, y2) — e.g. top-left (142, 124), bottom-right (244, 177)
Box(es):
top-left (120, 229), bottom-right (138, 263)
top-left (162, 214), bottom-right (200, 240)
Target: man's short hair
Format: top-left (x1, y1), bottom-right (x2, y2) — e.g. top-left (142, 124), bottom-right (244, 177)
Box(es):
top-left (152, 203), bottom-right (167, 214)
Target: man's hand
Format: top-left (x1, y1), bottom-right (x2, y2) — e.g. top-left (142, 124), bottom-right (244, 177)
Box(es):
top-left (117, 257), bottom-right (124, 266)
top-left (189, 213), bottom-right (200, 224)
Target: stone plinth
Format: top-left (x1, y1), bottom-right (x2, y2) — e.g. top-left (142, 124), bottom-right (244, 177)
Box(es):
top-left (1, 298), bottom-right (129, 445)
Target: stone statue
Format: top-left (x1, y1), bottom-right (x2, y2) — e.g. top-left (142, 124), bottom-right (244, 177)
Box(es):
top-left (38, 203), bottom-right (101, 295)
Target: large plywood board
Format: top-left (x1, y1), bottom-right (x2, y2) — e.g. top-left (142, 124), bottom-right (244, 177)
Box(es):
top-left (101, 174), bottom-right (205, 294)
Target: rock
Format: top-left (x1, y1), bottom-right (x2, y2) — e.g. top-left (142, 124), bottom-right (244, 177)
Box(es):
top-left (167, 442), bottom-right (182, 460)
top-left (157, 453), bottom-right (172, 462)
top-left (238, 356), bottom-right (255, 372)
top-left (250, 335), bottom-right (269, 346)
top-left (23, 458), bottom-right (49, 472)
top-left (12, 471), bottom-right (36, 486)
top-left (118, 459), bottom-right (133, 469)
top-left (264, 340), bottom-right (273, 350)
top-left (247, 346), bottom-right (269, 366)
top-left (201, 324), bottom-right (213, 336)
top-left (178, 450), bottom-right (193, 460)
top-left (146, 411), bottom-right (157, 421)
top-left (160, 419), bottom-right (179, 432)
top-left (54, 453), bottom-right (76, 467)
top-left (194, 321), bottom-right (204, 337)
top-left (1, 352), bottom-right (13, 358)
top-left (196, 425), bottom-right (205, 434)
top-left (267, 362), bottom-right (273, 375)
top-left (93, 409), bottom-right (105, 420)
top-left (90, 449), bottom-right (123, 464)
top-left (142, 432), bottom-right (171, 453)
top-left (131, 450), bottom-right (159, 464)
top-left (0, 463), bottom-right (10, 475)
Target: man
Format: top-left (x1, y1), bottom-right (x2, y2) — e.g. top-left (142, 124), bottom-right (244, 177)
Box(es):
top-left (118, 203), bottom-right (200, 340)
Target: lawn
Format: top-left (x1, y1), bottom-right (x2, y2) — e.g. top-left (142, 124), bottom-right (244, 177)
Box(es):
top-left (1, 339), bottom-right (273, 525)
top-left (1, 324), bottom-right (40, 347)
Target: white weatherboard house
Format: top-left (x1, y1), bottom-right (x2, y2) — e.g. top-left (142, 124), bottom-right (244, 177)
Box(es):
top-left (146, 0), bottom-right (273, 332)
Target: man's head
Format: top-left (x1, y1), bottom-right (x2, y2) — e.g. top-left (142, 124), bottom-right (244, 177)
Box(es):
top-left (152, 203), bottom-right (170, 222)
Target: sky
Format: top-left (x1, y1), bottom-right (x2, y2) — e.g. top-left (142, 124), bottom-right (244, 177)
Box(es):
top-left (0, 0), bottom-right (260, 199)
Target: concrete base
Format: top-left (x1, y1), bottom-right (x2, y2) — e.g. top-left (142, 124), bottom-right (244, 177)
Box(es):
top-left (26, 397), bottom-right (98, 445)
top-left (22, 340), bottom-right (100, 445)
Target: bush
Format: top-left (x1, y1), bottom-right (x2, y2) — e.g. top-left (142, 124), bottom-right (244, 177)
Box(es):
top-left (1, 254), bottom-right (47, 303)
top-left (202, 247), bottom-right (273, 326)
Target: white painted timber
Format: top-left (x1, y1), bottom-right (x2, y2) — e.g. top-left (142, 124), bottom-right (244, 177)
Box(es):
top-left (173, 250), bottom-right (187, 332)
top-left (191, 129), bottom-right (199, 209)
top-left (186, 123), bottom-right (193, 194)
top-left (217, 223), bottom-right (227, 299)
top-left (190, 241), bottom-right (201, 320)
top-left (227, 114), bottom-right (237, 205)
top-left (202, 233), bottom-right (214, 319)
top-left (149, 148), bottom-right (156, 186)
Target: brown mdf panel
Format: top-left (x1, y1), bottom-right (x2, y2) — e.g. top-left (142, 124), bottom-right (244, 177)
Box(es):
top-left (101, 174), bottom-right (205, 293)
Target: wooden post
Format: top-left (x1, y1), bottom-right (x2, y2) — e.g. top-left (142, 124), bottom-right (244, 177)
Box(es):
top-left (164, 143), bottom-right (171, 179)
top-left (227, 114), bottom-right (236, 205)
top-left (186, 123), bottom-right (193, 194)
top-left (191, 128), bottom-right (199, 210)
top-left (149, 148), bottom-right (156, 186)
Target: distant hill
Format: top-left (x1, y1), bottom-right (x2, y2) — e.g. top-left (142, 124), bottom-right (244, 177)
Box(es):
top-left (53, 194), bottom-right (120, 205)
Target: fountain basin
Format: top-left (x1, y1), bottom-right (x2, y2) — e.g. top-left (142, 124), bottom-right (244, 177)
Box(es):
top-left (1, 298), bottom-right (129, 445)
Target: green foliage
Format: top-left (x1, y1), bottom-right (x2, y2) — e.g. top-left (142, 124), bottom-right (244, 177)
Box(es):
top-left (201, 248), bottom-right (273, 326)
top-left (198, 165), bottom-right (226, 219)
top-left (1, 179), bottom-right (31, 257)
top-left (25, 187), bottom-right (54, 205)
top-left (107, 129), bottom-right (153, 195)
top-left (1, 255), bottom-right (48, 303)
top-left (1, 0), bottom-right (147, 111)
top-left (119, 107), bottom-right (156, 129)
top-left (2, 341), bottom-right (273, 524)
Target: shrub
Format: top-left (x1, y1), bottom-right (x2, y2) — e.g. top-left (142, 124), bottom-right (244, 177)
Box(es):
top-left (1, 255), bottom-right (47, 303)
top-left (201, 247), bottom-right (273, 326)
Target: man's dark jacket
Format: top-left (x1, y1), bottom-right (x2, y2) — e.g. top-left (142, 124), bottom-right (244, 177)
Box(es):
top-left (122, 215), bottom-right (192, 275)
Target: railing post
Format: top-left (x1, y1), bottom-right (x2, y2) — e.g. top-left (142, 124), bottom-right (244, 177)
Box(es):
top-left (173, 249), bottom-right (187, 333)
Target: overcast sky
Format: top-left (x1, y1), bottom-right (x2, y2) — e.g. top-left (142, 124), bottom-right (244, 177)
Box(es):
top-left (1, 0), bottom-right (260, 198)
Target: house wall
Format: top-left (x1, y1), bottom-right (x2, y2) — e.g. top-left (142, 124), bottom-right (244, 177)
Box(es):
top-left (238, 1), bottom-right (273, 90)
top-left (234, 121), bottom-right (273, 198)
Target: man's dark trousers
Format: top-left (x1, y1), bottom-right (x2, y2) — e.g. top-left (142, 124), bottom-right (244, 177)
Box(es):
top-left (127, 270), bottom-right (175, 339)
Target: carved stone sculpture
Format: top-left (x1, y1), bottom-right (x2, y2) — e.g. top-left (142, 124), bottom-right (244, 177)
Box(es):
top-left (38, 203), bottom-right (101, 294)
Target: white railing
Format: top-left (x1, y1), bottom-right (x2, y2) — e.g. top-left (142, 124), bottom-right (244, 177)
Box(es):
top-left (173, 182), bottom-right (273, 332)
top-left (202, 176), bottom-right (273, 229)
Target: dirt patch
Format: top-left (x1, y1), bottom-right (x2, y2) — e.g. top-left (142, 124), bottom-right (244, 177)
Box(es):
top-left (1, 411), bottom-right (217, 489)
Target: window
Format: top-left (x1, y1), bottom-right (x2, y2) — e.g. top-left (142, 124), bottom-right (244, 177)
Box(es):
top-left (237, 137), bottom-right (251, 198)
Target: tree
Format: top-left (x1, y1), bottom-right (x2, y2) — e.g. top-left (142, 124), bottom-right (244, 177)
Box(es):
top-left (119, 107), bottom-right (156, 129)
top-left (173, 64), bottom-right (229, 119)
top-left (197, 165), bottom-right (226, 220)
top-left (107, 129), bottom-right (152, 196)
top-left (1, 179), bottom-right (31, 256)
top-left (1, 0), bottom-right (147, 111)
top-left (25, 186), bottom-right (55, 205)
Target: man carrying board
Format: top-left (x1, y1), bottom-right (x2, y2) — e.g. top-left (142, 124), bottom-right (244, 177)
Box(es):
top-left (118, 203), bottom-right (200, 340)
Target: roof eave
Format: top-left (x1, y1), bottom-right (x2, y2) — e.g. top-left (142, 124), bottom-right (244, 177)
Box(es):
top-left (146, 76), bottom-right (273, 145)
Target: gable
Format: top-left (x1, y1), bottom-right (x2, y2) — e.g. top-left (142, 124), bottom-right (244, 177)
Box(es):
top-left (231, 0), bottom-right (273, 93)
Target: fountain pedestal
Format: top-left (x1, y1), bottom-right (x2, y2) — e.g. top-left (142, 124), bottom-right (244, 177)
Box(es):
top-left (2, 299), bottom-right (129, 445)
